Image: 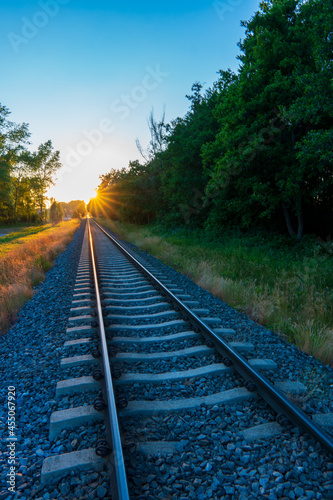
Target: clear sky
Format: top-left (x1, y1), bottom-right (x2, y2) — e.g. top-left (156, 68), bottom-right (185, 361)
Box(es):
top-left (0, 0), bottom-right (260, 203)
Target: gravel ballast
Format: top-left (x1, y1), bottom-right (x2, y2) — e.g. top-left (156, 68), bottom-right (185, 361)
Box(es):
top-left (0, 222), bottom-right (110, 500)
top-left (107, 226), bottom-right (333, 418)
top-left (95, 223), bottom-right (333, 499)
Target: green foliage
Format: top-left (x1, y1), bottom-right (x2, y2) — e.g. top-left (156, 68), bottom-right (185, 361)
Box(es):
top-left (31, 140), bottom-right (62, 221)
top-left (0, 104), bottom-right (31, 220)
top-left (202, 0), bottom-right (333, 239)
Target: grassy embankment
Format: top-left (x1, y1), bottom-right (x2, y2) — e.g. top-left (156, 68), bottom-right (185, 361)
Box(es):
top-left (0, 220), bottom-right (80, 332)
top-left (96, 217), bottom-right (333, 366)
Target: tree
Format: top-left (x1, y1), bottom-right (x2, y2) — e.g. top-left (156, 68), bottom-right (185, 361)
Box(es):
top-left (10, 150), bottom-right (35, 220)
top-left (49, 201), bottom-right (64, 225)
top-left (0, 104), bottom-right (30, 220)
top-left (31, 140), bottom-right (62, 222)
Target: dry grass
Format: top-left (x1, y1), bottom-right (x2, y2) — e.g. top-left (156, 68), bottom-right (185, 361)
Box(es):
top-left (97, 218), bottom-right (333, 366)
top-left (0, 220), bottom-right (80, 332)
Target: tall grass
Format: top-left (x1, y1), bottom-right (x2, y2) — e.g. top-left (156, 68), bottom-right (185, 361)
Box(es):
top-left (0, 225), bottom-right (55, 257)
top-left (0, 220), bottom-right (80, 331)
top-left (97, 218), bottom-right (333, 366)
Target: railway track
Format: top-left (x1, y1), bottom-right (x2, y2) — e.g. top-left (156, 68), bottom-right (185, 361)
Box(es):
top-left (40, 219), bottom-right (333, 499)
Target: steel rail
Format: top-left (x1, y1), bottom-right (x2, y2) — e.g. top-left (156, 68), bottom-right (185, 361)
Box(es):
top-left (92, 219), bottom-right (333, 456)
top-left (88, 220), bottom-right (130, 500)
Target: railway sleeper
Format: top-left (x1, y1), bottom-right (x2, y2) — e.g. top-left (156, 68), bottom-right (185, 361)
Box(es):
top-left (41, 449), bottom-right (106, 484)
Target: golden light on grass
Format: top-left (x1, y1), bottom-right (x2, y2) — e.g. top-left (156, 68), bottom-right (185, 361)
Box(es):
top-left (0, 220), bottom-right (80, 332)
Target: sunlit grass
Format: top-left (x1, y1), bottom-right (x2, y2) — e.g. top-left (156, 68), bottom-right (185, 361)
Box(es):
top-left (0, 225), bottom-right (54, 257)
top-left (96, 217), bottom-right (333, 366)
top-left (0, 220), bottom-right (80, 332)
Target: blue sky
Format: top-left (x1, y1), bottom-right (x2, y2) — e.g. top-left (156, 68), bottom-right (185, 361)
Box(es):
top-left (0, 0), bottom-right (260, 203)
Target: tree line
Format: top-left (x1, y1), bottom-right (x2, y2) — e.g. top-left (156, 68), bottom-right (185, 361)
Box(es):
top-left (0, 105), bottom-right (61, 223)
top-left (60, 200), bottom-right (87, 219)
top-left (88, 0), bottom-right (333, 239)
top-left (44, 199), bottom-right (87, 225)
